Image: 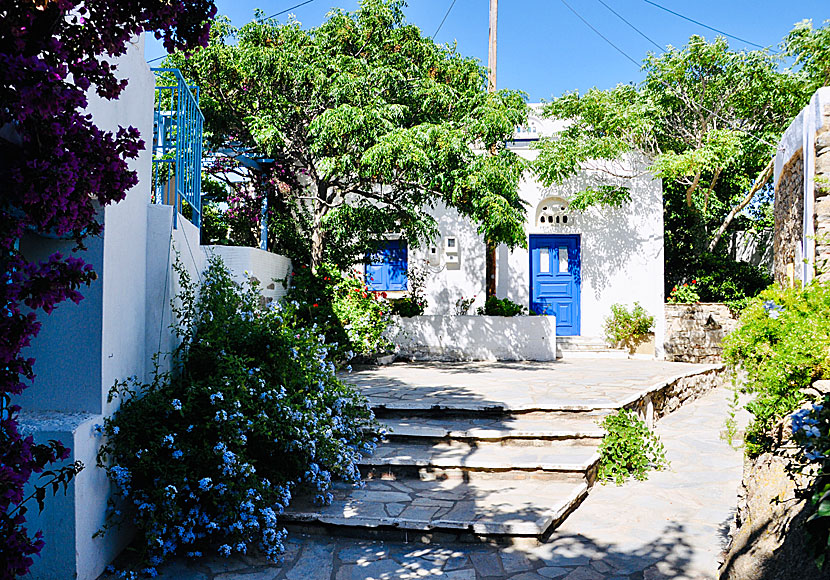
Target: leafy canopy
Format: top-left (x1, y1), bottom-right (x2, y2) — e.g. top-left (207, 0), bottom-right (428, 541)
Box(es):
top-left (172, 0), bottom-right (529, 266)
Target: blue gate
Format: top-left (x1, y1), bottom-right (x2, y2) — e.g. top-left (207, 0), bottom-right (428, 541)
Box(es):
top-left (530, 234), bottom-right (581, 336)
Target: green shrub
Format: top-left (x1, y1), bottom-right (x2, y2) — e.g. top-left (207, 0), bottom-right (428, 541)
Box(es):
top-left (597, 408), bottom-right (668, 485)
top-left (666, 252), bottom-right (771, 304)
top-left (284, 263), bottom-right (392, 360)
top-left (723, 282), bottom-right (830, 456)
top-left (667, 279), bottom-right (700, 303)
top-left (603, 302), bottom-right (654, 351)
top-left (98, 257), bottom-right (379, 573)
top-left (390, 262), bottom-right (428, 317)
top-left (476, 296), bottom-right (527, 316)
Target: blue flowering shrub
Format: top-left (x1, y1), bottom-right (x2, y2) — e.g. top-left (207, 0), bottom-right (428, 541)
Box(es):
top-left (790, 400), bottom-right (830, 567)
top-left (723, 282), bottom-right (830, 456)
top-left (97, 257), bottom-right (379, 575)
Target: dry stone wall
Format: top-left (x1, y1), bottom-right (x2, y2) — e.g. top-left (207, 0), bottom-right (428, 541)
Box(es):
top-left (815, 119), bottom-right (830, 282)
top-left (774, 149), bottom-right (804, 287)
top-left (663, 303), bottom-right (738, 363)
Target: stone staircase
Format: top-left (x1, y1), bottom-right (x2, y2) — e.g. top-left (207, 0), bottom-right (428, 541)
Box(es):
top-left (283, 360), bottom-right (720, 541)
top-left (556, 336), bottom-right (628, 359)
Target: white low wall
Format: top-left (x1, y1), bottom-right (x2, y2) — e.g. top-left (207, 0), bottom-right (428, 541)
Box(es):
top-left (388, 315), bottom-right (557, 361)
top-left (204, 245), bottom-right (292, 305)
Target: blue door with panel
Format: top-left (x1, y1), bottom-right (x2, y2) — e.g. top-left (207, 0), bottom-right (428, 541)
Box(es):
top-left (365, 239), bottom-right (408, 291)
top-left (530, 234), bottom-right (581, 336)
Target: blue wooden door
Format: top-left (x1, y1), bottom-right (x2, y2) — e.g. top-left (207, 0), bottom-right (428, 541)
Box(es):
top-left (530, 234), bottom-right (581, 336)
top-left (365, 240), bottom-right (408, 291)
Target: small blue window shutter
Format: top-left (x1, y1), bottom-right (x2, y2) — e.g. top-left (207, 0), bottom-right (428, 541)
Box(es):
top-left (387, 241), bottom-right (407, 291)
top-left (364, 240), bottom-right (408, 291)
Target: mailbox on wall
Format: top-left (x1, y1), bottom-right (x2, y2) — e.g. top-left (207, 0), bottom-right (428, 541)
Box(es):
top-left (444, 236), bottom-right (459, 267)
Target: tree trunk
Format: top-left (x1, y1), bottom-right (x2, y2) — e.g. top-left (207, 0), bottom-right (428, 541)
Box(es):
top-left (485, 241), bottom-right (496, 298)
top-left (310, 180), bottom-right (329, 272)
top-left (707, 156), bottom-right (775, 253)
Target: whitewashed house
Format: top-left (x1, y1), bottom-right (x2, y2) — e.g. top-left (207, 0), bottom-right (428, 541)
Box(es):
top-left (367, 109), bottom-right (666, 358)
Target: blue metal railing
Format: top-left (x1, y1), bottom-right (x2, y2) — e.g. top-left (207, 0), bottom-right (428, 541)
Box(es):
top-left (151, 68), bottom-right (203, 229)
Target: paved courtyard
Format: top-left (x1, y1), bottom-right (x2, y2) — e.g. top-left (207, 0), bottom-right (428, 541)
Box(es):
top-left (148, 360), bottom-right (744, 580)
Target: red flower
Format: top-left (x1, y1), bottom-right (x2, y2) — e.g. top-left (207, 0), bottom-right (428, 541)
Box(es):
top-left (381, 292), bottom-right (388, 298)
top-left (312, 303), bottom-right (318, 307)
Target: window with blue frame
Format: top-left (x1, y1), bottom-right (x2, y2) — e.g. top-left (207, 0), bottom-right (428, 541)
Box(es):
top-left (365, 239), bottom-right (408, 291)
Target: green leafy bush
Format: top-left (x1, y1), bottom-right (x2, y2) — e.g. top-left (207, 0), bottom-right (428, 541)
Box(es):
top-left (476, 296), bottom-right (527, 316)
top-left (98, 257), bottom-right (379, 573)
top-left (597, 409), bottom-right (669, 485)
top-left (390, 262), bottom-right (428, 317)
top-left (667, 279), bottom-right (700, 303)
top-left (603, 302), bottom-right (654, 351)
top-left (723, 282), bottom-right (830, 456)
top-left (597, 409), bottom-right (668, 485)
top-left (666, 252), bottom-right (771, 305)
top-left (284, 263), bottom-right (392, 360)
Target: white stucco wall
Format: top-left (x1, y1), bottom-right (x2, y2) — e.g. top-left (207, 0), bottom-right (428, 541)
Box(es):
top-left (17, 36), bottom-right (154, 580)
top-left (410, 127), bottom-right (665, 357)
top-left (389, 315), bottom-right (557, 361)
top-left (205, 245), bottom-right (292, 304)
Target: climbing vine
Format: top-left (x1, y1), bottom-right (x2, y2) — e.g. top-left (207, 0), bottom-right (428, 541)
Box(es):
top-left (0, 1), bottom-right (215, 577)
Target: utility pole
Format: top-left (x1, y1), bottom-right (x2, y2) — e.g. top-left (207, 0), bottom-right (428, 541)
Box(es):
top-left (485, 0), bottom-right (498, 298)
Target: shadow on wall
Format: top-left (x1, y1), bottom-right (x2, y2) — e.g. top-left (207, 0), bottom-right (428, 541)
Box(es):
top-left (536, 169), bottom-right (656, 301)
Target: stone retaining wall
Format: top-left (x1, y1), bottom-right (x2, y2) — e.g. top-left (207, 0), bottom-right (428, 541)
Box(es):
top-left (774, 149), bottom-right (805, 287)
top-left (663, 303), bottom-right (738, 363)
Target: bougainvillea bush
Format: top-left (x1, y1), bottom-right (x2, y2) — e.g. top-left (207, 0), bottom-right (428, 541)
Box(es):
top-left (98, 257), bottom-right (378, 573)
top-left (1, 1), bottom-right (215, 577)
top-left (723, 282), bottom-right (830, 456)
top-left (284, 264), bottom-right (393, 362)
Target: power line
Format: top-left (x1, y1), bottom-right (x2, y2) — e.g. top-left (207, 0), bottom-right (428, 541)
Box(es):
top-left (595, 0), bottom-right (662, 52)
top-left (559, 0), bottom-right (777, 150)
top-left (265, 0), bottom-right (316, 21)
top-left (559, 0), bottom-right (640, 68)
top-left (147, 0), bottom-right (318, 63)
top-left (432, 0), bottom-right (458, 39)
top-left (641, 0), bottom-right (764, 49)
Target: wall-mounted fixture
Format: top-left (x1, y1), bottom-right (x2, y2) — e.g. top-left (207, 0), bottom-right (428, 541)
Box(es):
top-left (427, 245), bottom-right (440, 266)
top-left (444, 236), bottom-right (460, 267)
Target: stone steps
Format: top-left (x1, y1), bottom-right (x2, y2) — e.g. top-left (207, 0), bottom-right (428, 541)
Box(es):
top-left (556, 336), bottom-right (628, 359)
top-left (283, 361), bottom-right (723, 541)
top-left (363, 440), bottom-right (600, 475)
top-left (379, 413), bottom-right (607, 441)
top-left (284, 477), bottom-right (589, 538)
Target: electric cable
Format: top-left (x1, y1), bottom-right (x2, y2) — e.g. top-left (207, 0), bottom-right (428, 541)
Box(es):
top-left (559, 0), bottom-right (640, 67)
top-left (595, 0), bottom-right (663, 52)
top-left (433, 0), bottom-right (459, 39)
top-left (641, 0), bottom-right (764, 49)
top-left (558, 0), bottom-right (778, 149)
top-left (264, 0), bottom-right (317, 21)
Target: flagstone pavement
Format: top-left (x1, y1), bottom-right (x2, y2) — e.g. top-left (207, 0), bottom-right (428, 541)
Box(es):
top-left (149, 372), bottom-right (746, 580)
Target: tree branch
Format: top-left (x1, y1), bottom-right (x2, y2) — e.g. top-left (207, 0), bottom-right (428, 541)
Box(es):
top-left (707, 156), bottom-right (774, 252)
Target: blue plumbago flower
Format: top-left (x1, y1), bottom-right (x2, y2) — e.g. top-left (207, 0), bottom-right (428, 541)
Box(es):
top-left (93, 423), bottom-right (103, 434)
top-left (805, 425), bottom-right (821, 438)
top-left (171, 399), bottom-right (182, 411)
top-left (218, 544), bottom-right (232, 557)
top-left (215, 410), bottom-right (228, 422)
top-left (210, 392), bottom-right (224, 404)
top-left (763, 300), bottom-right (785, 319)
top-left (162, 434), bottom-right (175, 447)
top-left (806, 449), bottom-right (825, 461)
top-left (792, 408), bottom-right (819, 433)
top-left (112, 426), bottom-right (120, 435)
top-left (198, 477), bottom-right (212, 491)
top-left (172, 450), bottom-right (184, 459)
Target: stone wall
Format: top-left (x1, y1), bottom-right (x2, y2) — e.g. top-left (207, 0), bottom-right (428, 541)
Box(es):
top-left (663, 303), bottom-right (738, 363)
top-left (815, 121), bottom-right (830, 282)
top-left (773, 149), bottom-right (804, 287)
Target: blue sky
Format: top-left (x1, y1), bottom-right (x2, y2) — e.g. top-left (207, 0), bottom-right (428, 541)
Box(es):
top-left (146, 0), bottom-right (827, 101)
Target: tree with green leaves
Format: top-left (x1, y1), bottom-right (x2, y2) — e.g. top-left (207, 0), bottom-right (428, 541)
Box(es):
top-left (532, 29), bottom-right (823, 299)
top-left (171, 0), bottom-right (528, 270)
